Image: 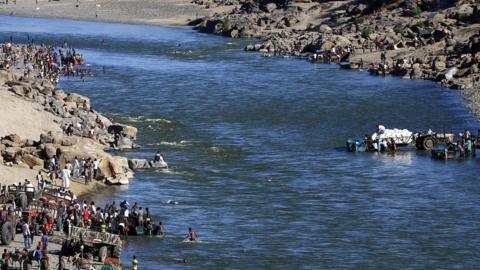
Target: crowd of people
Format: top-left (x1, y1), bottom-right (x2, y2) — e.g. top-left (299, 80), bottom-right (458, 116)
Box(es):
top-left (45, 155), bottom-right (102, 190)
top-left (57, 199), bottom-right (167, 238)
top-left (1, 38), bottom-right (85, 84)
top-left (312, 44), bottom-right (357, 63)
top-left (452, 129), bottom-right (478, 158)
top-left (0, 38), bottom-right (190, 269)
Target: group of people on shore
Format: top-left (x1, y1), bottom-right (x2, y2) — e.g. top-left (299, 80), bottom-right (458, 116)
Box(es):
top-left (44, 155), bottom-right (101, 190)
top-left (312, 44), bottom-right (357, 63)
top-left (19, 220), bottom-right (54, 269)
top-left (1, 39), bottom-right (85, 84)
top-left (58, 199), bottom-right (166, 238)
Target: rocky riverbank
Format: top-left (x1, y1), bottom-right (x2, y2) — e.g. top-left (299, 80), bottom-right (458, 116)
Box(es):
top-left (191, 0), bottom-right (480, 116)
top-left (0, 42), bottom-right (139, 194)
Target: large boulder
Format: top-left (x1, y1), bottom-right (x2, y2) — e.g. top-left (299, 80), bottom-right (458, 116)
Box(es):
top-left (450, 4), bottom-right (474, 22)
top-left (331, 35), bottom-right (352, 48)
top-left (39, 133), bottom-right (62, 145)
top-left (108, 124), bottom-right (138, 139)
top-left (41, 80), bottom-right (55, 93)
top-left (61, 137), bottom-right (79, 147)
top-left (150, 160), bottom-right (168, 168)
top-left (0, 70), bottom-right (14, 86)
top-left (105, 177), bottom-right (129, 185)
top-left (128, 159), bottom-right (151, 170)
top-left (48, 99), bottom-right (65, 115)
top-left (436, 67), bottom-right (458, 81)
top-left (54, 90), bottom-right (65, 100)
top-left (9, 85), bottom-right (26, 96)
top-left (1, 139), bottom-right (21, 148)
top-left (43, 143), bottom-right (58, 159)
top-left (64, 93), bottom-right (91, 110)
top-left (318, 24), bottom-right (333, 33)
top-left (2, 147), bottom-right (22, 162)
top-left (432, 60), bottom-right (446, 71)
top-left (98, 157), bottom-right (130, 179)
top-left (20, 154), bottom-right (44, 170)
top-left (411, 67), bottom-right (424, 79)
top-left (261, 3), bottom-right (277, 13)
top-left (116, 137), bottom-right (134, 150)
top-left (3, 134), bottom-right (21, 144)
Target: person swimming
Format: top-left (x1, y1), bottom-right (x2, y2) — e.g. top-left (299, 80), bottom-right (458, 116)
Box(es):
top-left (158, 222), bottom-right (164, 236)
top-left (187, 227), bottom-right (197, 241)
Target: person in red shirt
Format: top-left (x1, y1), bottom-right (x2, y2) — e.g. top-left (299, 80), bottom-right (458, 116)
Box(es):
top-left (82, 206), bottom-right (90, 225)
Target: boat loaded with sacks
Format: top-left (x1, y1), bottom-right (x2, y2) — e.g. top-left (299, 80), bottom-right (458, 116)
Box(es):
top-left (346, 125), bottom-right (455, 152)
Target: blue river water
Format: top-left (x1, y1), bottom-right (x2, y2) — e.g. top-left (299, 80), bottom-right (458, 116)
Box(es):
top-left (1, 15), bottom-right (480, 269)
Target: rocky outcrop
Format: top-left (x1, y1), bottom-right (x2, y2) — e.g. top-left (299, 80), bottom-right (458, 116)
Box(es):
top-left (0, 131), bottom-right (134, 184)
top-left (0, 74), bottom-right (137, 151)
top-left (192, 0), bottom-right (480, 115)
top-left (128, 159), bottom-right (151, 170)
top-left (0, 59), bottom-right (138, 186)
top-left (127, 159), bottom-right (168, 170)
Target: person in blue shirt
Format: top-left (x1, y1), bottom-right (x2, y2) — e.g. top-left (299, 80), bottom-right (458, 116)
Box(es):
top-left (41, 232), bottom-right (49, 253)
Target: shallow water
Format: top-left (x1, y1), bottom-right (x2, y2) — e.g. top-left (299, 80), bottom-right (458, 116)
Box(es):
top-left (2, 16), bottom-right (480, 269)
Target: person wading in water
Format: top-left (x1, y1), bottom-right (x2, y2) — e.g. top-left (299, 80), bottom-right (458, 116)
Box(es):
top-left (187, 227), bottom-right (197, 241)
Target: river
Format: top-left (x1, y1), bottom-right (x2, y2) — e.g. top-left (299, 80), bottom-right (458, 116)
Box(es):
top-left (1, 16), bottom-right (480, 269)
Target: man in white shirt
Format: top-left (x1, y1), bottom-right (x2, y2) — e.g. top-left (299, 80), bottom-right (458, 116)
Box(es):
top-left (73, 157), bottom-right (80, 177)
top-left (22, 221), bottom-right (31, 248)
top-left (62, 166), bottom-right (71, 190)
top-left (36, 172), bottom-right (44, 190)
top-left (66, 160), bottom-right (73, 171)
top-left (93, 159), bottom-right (100, 179)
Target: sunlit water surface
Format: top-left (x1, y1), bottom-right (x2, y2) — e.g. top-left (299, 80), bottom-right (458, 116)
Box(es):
top-left (1, 16), bottom-right (480, 269)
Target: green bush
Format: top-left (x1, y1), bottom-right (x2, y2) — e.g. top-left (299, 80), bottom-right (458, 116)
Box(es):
top-left (393, 23), bottom-right (403, 34)
top-left (361, 29), bottom-right (371, 39)
top-left (410, 6), bottom-right (422, 16)
top-left (416, 21), bottom-right (425, 28)
top-left (221, 19), bottom-right (230, 31)
top-left (355, 17), bottom-right (365, 25)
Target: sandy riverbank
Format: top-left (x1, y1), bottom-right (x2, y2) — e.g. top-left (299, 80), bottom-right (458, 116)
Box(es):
top-left (0, 0), bottom-right (218, 26)
top-left (0, 40), bottom-right (137, 270)
top-left (0, 40), bottom-right (139, 193)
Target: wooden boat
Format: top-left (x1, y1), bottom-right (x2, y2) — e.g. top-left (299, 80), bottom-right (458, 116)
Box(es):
top-left (431, 145), bottom-right (457, 160)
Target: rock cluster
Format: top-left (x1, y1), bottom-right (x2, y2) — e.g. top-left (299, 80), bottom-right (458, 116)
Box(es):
top-left (191, 0), bottom-right (480, 114)
top-left (127, 159), bottom-right (168, 170)
top-left (0, 70), bottom-right (138, 185)
top-left (193, 0), bottom-right (301, 38)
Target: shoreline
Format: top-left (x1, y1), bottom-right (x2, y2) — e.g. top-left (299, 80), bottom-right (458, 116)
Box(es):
top-left (0, 41), bottom-right (139, 191)
top-left (0, 13), bottom-right (192, 28)
top-left (0, 39), bottom-right (142, 269)
top-left (0, 0), bottom-right (215, 27)
top-left (2, 2), bottom-right (479, 119)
